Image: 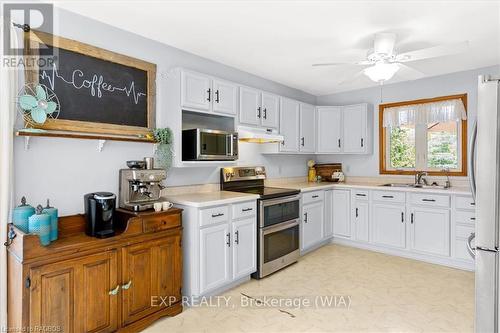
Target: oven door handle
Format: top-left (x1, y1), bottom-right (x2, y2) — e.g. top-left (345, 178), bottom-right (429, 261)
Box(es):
top-left (262, 220), bottom-right (300, 235)
top-left (261, 194), bottom-right (302, 207)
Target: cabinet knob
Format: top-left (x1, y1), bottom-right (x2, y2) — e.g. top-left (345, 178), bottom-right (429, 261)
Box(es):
top-left (108, 285), bottom-right (120, 295)
top-left (121, 280), bottom-right (132, 290)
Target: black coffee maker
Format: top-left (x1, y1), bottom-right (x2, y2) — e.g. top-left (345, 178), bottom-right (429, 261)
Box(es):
top-left (84, 192), bottom-right (116, 238)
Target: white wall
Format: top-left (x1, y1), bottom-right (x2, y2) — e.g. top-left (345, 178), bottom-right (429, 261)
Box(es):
top-left (315, 65), bottom-right (500, 177)
top-left (13, 8), bottom-right (315, 215)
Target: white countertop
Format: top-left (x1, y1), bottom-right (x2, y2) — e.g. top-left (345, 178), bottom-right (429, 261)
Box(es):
top-left (165, 191), bottom-right (259, 208)
top-left (272, 181), bottom-right (472, 195)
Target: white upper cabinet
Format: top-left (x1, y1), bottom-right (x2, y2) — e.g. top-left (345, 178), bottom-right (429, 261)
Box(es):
top-left (212, 79), bottom-right (237, 115)
top-left (239, 87), bottom-right (261, 125)
top-left (261, 92), bottom-right (280, 129)
top-left (317, 106), bottom-right (342, 153)
top-left (299, 103), bottom-right (316, 152)
top-left (181, 70), bottom-right (237, 115)
top-left (343, 104), bottom-right (368, 153)
top-left (239, 89), bottom-right (279, 129)
top-left (316, 103), bottom-right (371, 154)
top-left (279, 98), bottom-right (300, 152)
top-left (181, 71), bottom-right (212, 111)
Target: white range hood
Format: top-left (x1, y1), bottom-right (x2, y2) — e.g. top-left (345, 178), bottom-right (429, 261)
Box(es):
top-left (237, 126), bottom-right (284, 143)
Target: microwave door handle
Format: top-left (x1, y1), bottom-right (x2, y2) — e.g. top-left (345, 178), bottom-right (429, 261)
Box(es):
top-left (227, 134), bottom-right (233, 156)
top-left (469, 121), bottom-right (477, 201)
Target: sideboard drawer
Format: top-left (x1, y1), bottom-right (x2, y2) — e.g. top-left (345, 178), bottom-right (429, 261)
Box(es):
top-left (232, 201), bottom-right (257, 220)
top-left (410, 193), bottom-right (450, 208)
top-left (200, 205), bottom-right (229, 227)
top-left (143, 213), bottom-right (181, 233)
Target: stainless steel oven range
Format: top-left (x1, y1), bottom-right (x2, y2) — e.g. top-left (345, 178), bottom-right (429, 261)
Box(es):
top-left (221, 166), bottom-right (301, 279)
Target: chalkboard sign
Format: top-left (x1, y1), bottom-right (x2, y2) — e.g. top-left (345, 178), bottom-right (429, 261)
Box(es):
top-left (24, 30), bottom-right (156, 138)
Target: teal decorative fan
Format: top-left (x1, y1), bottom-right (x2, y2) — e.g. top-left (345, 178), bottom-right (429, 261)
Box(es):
top-left (17, 83), bottom-right (60, 127)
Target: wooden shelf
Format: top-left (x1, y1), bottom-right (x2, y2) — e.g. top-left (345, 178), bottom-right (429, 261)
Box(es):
top-left (16, 129), bottom-right (155, 143)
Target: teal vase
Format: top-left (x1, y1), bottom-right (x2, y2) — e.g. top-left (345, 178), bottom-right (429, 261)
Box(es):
top-left (29, 205), bottom-right (51, 246)
top-left (12, 196), bottom-right (34, 233)
top-left (43, 199), bottom-right (58, 241)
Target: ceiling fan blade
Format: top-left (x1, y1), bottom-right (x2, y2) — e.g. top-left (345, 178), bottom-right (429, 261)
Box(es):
top-left (396, 63), bottom-right (425, 80)
top-left (312, 62), bottom-right (349, 67)
top-left (374, 32), bottom-right (397, 55)
top-left (396, 41), bottom-right (469, 62)
top-left (338, 70), bottom-right (367, 85)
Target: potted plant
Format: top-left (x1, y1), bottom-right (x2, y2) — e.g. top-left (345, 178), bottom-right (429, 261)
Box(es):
top-left (153, 127), bottom-right (173, 169)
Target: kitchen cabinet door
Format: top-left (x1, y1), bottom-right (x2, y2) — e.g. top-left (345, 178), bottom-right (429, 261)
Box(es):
top-left (232, 218), bottom-right (257, 280)
top-left (212, 79), bottom-right (237, 115)
top-left (317, 107), bottom-right (342, 153)
top-left (181, 71), bottom-right (212, 111)
top-left (29, 251), bottom-right (119, 333)
top-left (302, 202), bottom-right (324, 250)
top-left (353, 201), bottom-right (369, 242)
top-left (199, 223), bottom-right (231, 294)
top-left (332, 189), bottom-right (351, 238)
top-left (299, 103), bottom-right (316, 152)
top-left (279, 98), bottom-right (300, 152)
top-left (324, 190), bottom-right (334, 239)
top-left (261, 92), bottom-right (280, 129)
top-left (121, 242), bottom-right (157, 325)
top-left (410, 207), bottom-right (450, 256)
top-left (343, 104), bottom-right (367, 153)
top-left (371, 203), bottom-right (406, 249)
top-left (239, 87), bottom-right (261, 125)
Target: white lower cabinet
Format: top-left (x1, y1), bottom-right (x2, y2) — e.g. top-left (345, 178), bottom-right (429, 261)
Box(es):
top-left (409, 207), bottom-right (450, 257)
top-left (302, 200), bottom-right (324, 251)
top-left (324, 190), bottom-right (334, 239)
top-left (200, 223), bottom-right (231, 293)
top-left (353, 201), bottom-right (369, 242)
top-left (332, 189), bottom-right (351, 238)
top-left (232, 217), bottom-right (257, 279)
top-left (181, 200), bottom-right (257, 298)
top-left (371, 203), bottom-right (406, 249)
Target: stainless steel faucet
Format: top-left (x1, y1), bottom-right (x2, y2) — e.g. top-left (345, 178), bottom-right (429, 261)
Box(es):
top-left (415, 171), bottom-right (428, 186)
top-left (442, 168), bottom-right (451, 189)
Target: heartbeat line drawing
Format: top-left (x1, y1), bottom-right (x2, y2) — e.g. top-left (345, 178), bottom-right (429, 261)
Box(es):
top-left (40, 63), bottom-right (147, 105)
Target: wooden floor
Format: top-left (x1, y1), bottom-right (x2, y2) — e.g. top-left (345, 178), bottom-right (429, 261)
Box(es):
top-left (144, 244), bottom-right (474, 332)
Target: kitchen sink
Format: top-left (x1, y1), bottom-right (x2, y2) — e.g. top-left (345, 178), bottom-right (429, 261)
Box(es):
top-left (380, 183), bottom-right (449, 190)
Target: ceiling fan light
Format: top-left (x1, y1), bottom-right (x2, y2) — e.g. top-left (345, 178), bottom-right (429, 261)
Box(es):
top-left (364, 62), bottom-right (399, 82)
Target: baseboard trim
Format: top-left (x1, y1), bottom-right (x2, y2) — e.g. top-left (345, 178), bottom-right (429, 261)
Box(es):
top-left (330, 238), bottom-right (475, 271)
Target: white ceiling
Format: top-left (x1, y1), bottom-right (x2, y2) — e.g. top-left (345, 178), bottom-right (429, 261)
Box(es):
top-left (55, 0), bottom-right (500, 96)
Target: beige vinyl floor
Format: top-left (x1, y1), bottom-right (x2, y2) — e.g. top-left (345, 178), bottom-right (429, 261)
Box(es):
top-left (145, 244), bottom-right (474, 333)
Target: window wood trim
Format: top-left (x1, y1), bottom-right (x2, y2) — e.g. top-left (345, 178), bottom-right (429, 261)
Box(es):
top-left (379, 93), bottom-right (468, 177)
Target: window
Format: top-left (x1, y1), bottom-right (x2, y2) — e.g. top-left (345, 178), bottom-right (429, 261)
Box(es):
top-left (379, 94), bottom-right (467, 176)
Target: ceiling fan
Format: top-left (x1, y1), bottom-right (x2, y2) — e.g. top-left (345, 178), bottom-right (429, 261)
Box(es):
top-left (313, 33), bottom-right (469, 84)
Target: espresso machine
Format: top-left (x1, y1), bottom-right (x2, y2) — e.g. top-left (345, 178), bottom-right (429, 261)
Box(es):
top-left (119, 158), bottom-right (167, 211)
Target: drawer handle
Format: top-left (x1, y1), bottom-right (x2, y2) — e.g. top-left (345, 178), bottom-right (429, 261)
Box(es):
top-left (382, 195), bottom-right (394, 198)
top-left (121, 280), bottom-right (132, 290)
top-left (411, 213), bottom-right (414, 224)
top-left (108, 285), bottom-right (120, 296)
top-left (356, 194), bottom-right (366, 197)
top-left (422, 199), bottom-right (436, 202)
top-left (471, 202), bottom-right (476, 206)
top-left (355, 208), bottom-right (358, 218)
top-left (312, 195), bottom-right (319, 198)
top-left (401, 212), bottom-right (404, 223)
top-left (304, 212), bottom-right (308, 223)
top-left (470, 217), bottom-right (476, 221)
top-left (211, 213), bottom-right (224, 218)
top-left (242, 208), bottom-right (253, 212)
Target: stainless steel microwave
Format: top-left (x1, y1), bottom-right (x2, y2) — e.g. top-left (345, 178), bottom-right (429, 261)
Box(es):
top-left (182, 129), bottom-right (238, 161)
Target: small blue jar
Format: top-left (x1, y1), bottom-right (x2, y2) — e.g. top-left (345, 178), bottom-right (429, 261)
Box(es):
top-left (12, 197), bottom-right (34, 233)
top-left (29, 205), bottom-right (51, 246)
top-left (42, 199), bottom-right (58, 241)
